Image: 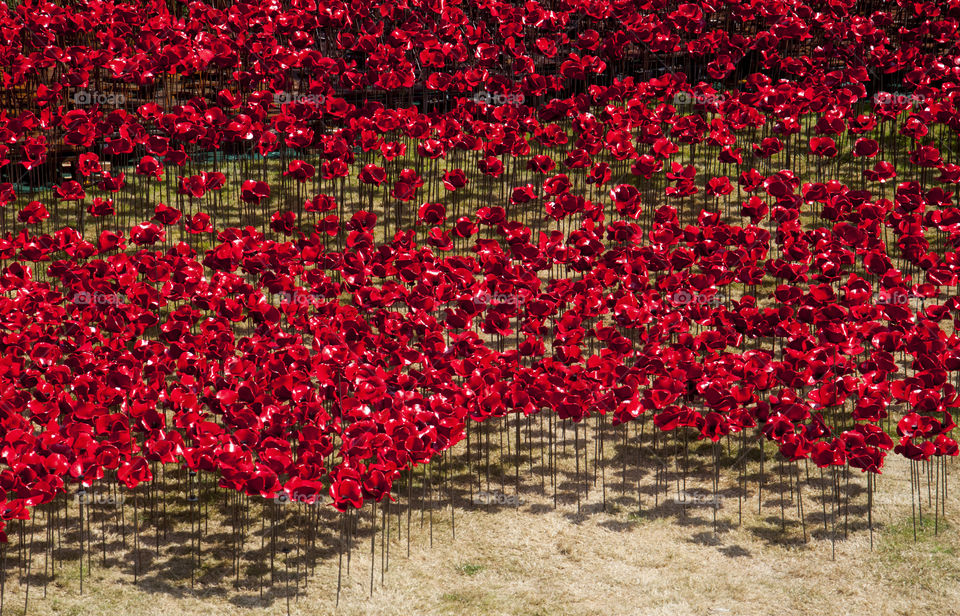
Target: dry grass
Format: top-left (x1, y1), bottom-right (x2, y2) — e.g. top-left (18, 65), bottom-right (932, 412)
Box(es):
top-left (2, 417), bottom-right (957, 616)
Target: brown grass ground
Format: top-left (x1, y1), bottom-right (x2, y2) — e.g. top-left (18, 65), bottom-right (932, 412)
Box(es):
top-left (1, 416), bottom-right (957, 616)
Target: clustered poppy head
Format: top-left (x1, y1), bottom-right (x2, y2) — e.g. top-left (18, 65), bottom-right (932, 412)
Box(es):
top-left (0, 0), bottom-right (956, 538)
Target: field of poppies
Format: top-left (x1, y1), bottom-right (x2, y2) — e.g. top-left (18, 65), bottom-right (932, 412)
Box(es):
top-left (0, 0), bottom-right (959, 612)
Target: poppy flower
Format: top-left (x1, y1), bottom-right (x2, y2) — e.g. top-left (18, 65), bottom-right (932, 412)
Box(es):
top-left (610, 184), bottom-right (642, 219)
top-left (21, 137), bottom-right (47, 170)
top-left (358, 164), bottom-right (387, 186)
top-left (135, 155), bottom-right (164, 180)
top-left (97, 230), bottom-right (126, 252)
top-left (853, 138), bottom-right (879, 157)
top-left (56, 181), bottom-right (86, 201)
top-left (152, 203), bottom-right (182, 226)
top-left (543, 174), bottom-right (571, 196)
top-left (0, 183), bottom-right (15, 208)
top-left (316, 215), bottom-right (340, 237)
top-left (753, 137), bottom-right (783, 158)
top-left (417, 202), bottom-right (446, 225)
top-left (478, 156), bottom-right (505, 177)
top-left (186, 212), bottom-right (213, 234)
top-left (330, 468), bottom-right (364, 511)
top-left (305, 194), bottom-right (337, 213)
top-left (322, 160), bottom-right (349, 179)
top-left (587, 163), bottom-right (611, 185)
top-left (77, 152), bottom-right (102, 176)
top-left (270, 210), bottom-right (297, 235)
top-left (910, 145), bottom-right (942, 168)
top-left (241, 180), bottom-right (271, 203)
top-left (117, 457), bottom-right (153, 489)
top-left (810, 137), bottom-right (838, 158)
top-left (453, 216), bottom-right (478, 238)
top-left (17, 201), bottom-right (49, 225)
top-left (180, 175), bottom-right (208, 198)
top-left (442, 169), bottom-right (468, 191)
top-left (348, 211), bottom-right (377, 232)
top-left (381, 141), bottom-right (406, 161)
top-left (390, 180), bottom-right (416, 201)
top-left (284, 160), bottom-right (316, 182)
top-left (511, 185), bottom-right (537, 205)
top-left (718, 147), bottom-right (743, 164)
top-left (130, 222), bottom-right (165, 245)
top-left (706, 176), bottom-right (733, 196)
top-left (527, 154), bottom-right (555, 173)
top-left (864, 161), bottom-right (897, 183)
